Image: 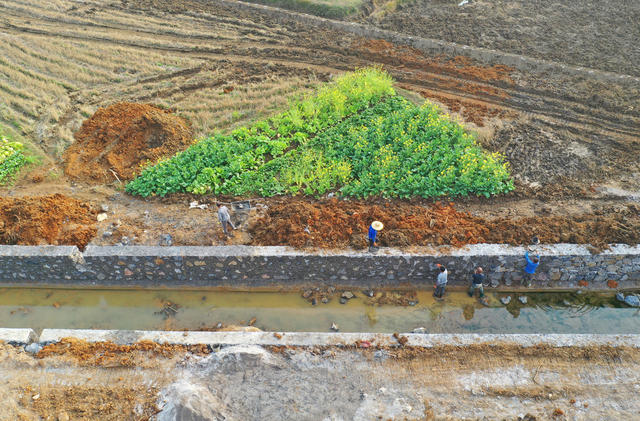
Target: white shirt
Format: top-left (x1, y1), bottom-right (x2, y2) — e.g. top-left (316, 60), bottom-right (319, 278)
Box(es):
top-left (436, 270), bottom-right (448, 286)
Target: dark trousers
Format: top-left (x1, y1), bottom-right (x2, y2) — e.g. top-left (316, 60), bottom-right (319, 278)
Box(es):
top-left (469, 283), bottom-right (484, 297)
top-left (221, 220), bottom-right (236, 236)
top-left (434, 284), bottom-right (446, 298)
top-left (523, 271), bottom-right (534, 287)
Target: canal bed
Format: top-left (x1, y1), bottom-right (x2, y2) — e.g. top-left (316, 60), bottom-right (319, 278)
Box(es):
top-left (0, 287), bottom-right (638, 333)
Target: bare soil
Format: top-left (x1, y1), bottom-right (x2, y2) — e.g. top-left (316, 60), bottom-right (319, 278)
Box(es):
top-left (3, 340), bottom-right (640, 420)
top-left (0, 194), bottom-right (96, 250)
top-left (359, 0), bottom-right (640, 77)
top-left (63, 103), bottom-right (192, 183)
top-left (249, 198), bottom-right (640, 249)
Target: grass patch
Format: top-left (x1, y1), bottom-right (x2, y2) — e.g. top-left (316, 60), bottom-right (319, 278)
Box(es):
top-left (243, 0), bottom-right (363, 18)
top-left (127, 68), bottom-right (514, 198)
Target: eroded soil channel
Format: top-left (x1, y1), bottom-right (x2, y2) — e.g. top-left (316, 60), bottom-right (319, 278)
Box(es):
top-left (1, 288), bottom-right (638, 334)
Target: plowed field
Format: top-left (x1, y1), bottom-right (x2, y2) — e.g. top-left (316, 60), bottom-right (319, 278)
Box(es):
top-left (0, 0), bottom-right (638, 249)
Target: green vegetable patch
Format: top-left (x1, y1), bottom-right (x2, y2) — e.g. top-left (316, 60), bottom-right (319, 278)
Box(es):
top-left (0, 132), bottom-right (30, 184)
top-left (126, 68), bottom-right (513, 199)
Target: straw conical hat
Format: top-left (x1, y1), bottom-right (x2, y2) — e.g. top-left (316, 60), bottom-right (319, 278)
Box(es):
top-left (371, 221), bottom-right (384, 230)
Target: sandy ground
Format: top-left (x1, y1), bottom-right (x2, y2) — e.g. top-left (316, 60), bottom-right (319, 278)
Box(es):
top-left (2, 341), bottom-right (640, 420)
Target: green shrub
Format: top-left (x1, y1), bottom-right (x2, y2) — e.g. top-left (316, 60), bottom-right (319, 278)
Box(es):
top-left (126, 68), bottom-right (513, 199)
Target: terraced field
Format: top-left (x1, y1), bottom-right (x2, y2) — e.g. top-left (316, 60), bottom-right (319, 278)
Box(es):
top-left (0, 0), bottom-right (638, 247)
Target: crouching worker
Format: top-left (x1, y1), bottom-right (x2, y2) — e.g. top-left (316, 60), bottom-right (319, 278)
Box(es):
top-left (368, 221), bottom-right (383, 252)
top-left (434, 264), bottom-right (447, 299)
top-left (468, 267), bottom-right (485, 298)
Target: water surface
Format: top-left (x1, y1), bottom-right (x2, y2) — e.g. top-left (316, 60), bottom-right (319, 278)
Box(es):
top-left (0, 287), bottom-right (638, 333)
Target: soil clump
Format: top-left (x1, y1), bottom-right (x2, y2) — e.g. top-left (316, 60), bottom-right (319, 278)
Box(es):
top-left (37, 338), bottom-right (209, 367)
top-left (63, 103), bottom-right (193, 183)
top-left (0, 194), bottom-right (97, 250)
top-left (250, 199), bottom-right (640, 249)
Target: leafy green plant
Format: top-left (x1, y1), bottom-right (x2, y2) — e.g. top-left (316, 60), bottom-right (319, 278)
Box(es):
top-left (126, 68), bottom-right (513, 199)
top-left (315, 96), bottom-right (513, 198)
top-left (0, 133), bottom-right (31, 184)
top-left (126, 68), bottom-right (393, 197)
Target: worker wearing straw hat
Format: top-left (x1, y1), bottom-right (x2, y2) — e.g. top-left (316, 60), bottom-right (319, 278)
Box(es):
top-left (368, 221), bottom-right (384, 252)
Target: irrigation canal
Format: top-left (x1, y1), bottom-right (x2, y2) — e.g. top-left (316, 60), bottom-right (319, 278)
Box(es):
top-left (0, 288), bottom-right (638, 334)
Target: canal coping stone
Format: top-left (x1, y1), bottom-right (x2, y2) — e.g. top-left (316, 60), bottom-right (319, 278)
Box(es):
top-left (37, 329), bottom-right (640, 348)
top-left (1, 244), bottom-right (638, 257)
top-left (0, 328), bottom-right (37, 344)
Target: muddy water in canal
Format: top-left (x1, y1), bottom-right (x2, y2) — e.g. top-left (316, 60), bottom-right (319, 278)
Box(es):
top-left (0, 287), bottom-right (638, 333)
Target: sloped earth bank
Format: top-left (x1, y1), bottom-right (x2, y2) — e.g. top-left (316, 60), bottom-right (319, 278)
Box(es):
top-left (0, 0), bottom-right (639, 248)
top-left (63, 103), bottom-right (192, 183)
top-left (249, 199), bottom-right (640, 250)
top-left (0, 194), bottom-right (96, 250)
top-left (3, 341), bottom-right (640, 419)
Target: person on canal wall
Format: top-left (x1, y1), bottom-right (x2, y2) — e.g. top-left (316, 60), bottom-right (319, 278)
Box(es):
top-left (523, 251), bottom-right (540, 287)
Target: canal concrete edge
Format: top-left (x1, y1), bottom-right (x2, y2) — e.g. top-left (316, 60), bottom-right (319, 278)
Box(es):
top-left (0, 328), bottom-right (37, 344)
top-left (1, 244), bottom-right (639, 289)
top-left (35, 329), bottom-right (640, 348)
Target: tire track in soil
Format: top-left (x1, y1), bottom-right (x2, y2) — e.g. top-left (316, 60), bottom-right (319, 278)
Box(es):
top-left (3, 7), bottom-right (638, 143)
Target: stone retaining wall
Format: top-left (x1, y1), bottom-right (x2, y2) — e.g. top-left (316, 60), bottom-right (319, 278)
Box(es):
top-left (1, 244), bottom-right (639, 289)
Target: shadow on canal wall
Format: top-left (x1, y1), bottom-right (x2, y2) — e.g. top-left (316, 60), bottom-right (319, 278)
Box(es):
top-left (1, 244), bottom-right (639, 290)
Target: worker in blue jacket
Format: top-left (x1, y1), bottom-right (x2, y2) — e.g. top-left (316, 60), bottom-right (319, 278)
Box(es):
top-left (368, 221), bottom-right (383, 252)
top-left (523, 251), bottom-right (540, 287)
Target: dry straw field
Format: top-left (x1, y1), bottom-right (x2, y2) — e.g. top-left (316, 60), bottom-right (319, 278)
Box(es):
top-left (0, 0), bottom-right (326, 157)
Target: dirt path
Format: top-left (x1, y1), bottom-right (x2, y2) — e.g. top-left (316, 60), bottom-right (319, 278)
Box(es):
top-left (3, 341), bottom-right (640, 419)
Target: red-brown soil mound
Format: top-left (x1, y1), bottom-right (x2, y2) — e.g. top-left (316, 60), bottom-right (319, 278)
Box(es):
top-left (250, 199), bottom-right (640, 249)
top-left (64, 103), bottom-right (192, 183)
top-left (0, 194), bottom-right (97, 249)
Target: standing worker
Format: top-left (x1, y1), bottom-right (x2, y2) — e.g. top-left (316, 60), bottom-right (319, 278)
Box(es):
top-left (368, 221), bottom-right (383, 252)
top-left (434, 264), bottom-right (448, 299)
top-left (523, 251), bottom-right (540, 287)
top-left (217, 203), bottom-right (236, 237)
top-left (468, 267), bottom-right (485, 298)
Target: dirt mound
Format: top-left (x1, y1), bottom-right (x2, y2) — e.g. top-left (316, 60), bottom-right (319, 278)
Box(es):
top-left (64, 103), bottom-right (192, 183)
top-left (0, 194), bottom-right (97, 249)
top-left (250, 199), bottom-right (640, 249)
